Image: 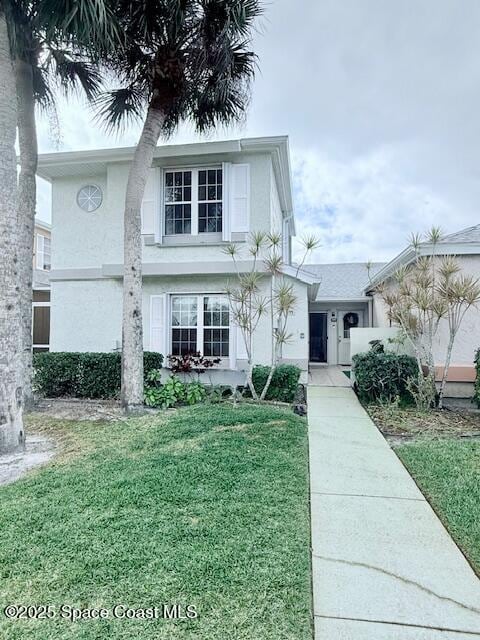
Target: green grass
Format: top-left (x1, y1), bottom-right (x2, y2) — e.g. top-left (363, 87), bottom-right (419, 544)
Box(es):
top-left (0, 404), bottom-right (312, 640)
top-left (396, 438), bottom-right (480, 575)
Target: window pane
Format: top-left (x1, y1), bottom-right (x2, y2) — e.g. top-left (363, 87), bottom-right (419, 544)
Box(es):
top-left (198, 170), bottom-right (207, 185)
top-left (164, 171), bottom-right (192, 234)
top-left (33, 306), bottom-right (50, 346)
top-left (33, 290), bottom-right (50, 303)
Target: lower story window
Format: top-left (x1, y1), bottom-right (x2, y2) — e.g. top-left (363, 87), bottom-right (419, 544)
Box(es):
top-left (170, 294), bottom-right (229, 357)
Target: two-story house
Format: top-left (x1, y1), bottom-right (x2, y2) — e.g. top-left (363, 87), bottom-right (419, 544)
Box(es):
top-left (32, 219), bottom-right (51, 352)
top-left (37, 137), bottom-right (322, 384)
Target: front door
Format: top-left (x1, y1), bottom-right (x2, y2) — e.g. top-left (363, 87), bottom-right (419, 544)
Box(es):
top-left (338, 311), bottom-right (361, 365)
top-left (309, 313), bottom-right (328, 363)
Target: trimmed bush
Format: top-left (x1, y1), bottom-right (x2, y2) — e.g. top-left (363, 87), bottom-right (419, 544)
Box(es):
top-left (252, 364), bottom-right (301, 403)
top-left (475, 349), bottom-right (480, 408)
top-left (33, 352), bottom-right (164, 399)
top-left (352, 351), bottom-right (418, 404)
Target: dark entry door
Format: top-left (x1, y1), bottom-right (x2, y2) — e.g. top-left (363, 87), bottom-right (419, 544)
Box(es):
top-left (309, 313), bottom-right (327, 363)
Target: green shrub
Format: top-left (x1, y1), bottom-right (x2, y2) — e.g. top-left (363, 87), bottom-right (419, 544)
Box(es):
top-left (252, 364), bottom-right (301, 403)
top-left (475, 349), bottom-right (480, 408)
top-left (144, 374), bottom-right (207, 409)
top-left (33, 352), bottom-right (164, 399)
top-left (352, 351), bottom-right (418, 404)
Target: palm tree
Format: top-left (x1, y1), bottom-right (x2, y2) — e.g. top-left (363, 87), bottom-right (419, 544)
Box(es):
top-left (6, 0), bottom-right (119, 407)
top-left (96, 0), bottom-right (262, 411)
top-left (0, 7), bottom-right (24, 453)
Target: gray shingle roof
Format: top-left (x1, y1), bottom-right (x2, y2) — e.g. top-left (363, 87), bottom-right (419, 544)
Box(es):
top-left (301, 262), bottom-right (387, 300)
top-left (441, 224), bottom-right (480, 244)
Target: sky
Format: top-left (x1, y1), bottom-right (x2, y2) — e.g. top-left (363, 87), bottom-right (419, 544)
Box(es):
top-left (36, 0), bottom-right (480, 264)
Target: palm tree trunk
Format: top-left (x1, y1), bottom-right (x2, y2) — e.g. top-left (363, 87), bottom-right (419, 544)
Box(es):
top-left (121, 103), bottom-right (165, 411)
top-left (15, 58), bottom-right (37, 409)
top-left (438, 332), bottom-right (455, 410)
top-left (0, 12), bottom-right (25, 453)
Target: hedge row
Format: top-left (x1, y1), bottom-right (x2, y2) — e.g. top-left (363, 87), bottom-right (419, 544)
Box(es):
top-left (252, 364), bottom-right (301, 403)
top-left (33, 352), bottom-right (164, 399)
top-left (475, 349), bottom-right (480, 408)
top-left (352, 351), bottom-right (418, 404)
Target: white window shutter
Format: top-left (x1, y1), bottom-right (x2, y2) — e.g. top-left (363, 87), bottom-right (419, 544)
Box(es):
top-left (230, 164), bottom-right (250, 233)
top-left (222, 162), bottom-right (231, 241)
top-left (141, 168), bottom-right (157, 235)
top-left (150, 294), bottom-right (166, 355)
top-left (36, 235), bottom-right (44, 269)
top-left (156, 168), bottom-right (164, 244)
top-left (236, 324), bottom-right (248, 360)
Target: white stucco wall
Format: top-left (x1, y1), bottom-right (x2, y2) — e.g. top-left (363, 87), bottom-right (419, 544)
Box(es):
top-left (50, 279), bottom-right (123, 352)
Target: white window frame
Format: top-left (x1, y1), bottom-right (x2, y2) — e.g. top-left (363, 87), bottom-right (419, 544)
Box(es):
top-left (163, 166), bottom-right (223, 237)
top-left (167, 293), bottom-right (232, 364)
top-left (32, 298), bottom-right (50, 351)
top-left (36, 233), bottom-right (51, 271)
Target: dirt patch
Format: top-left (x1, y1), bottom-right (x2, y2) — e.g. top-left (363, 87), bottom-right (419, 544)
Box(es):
top-left (33, 397), bottom-right (125, 422)
top-left (0, 435), bottom-right (56, 487)
top-left (368, 403), bottom-right (480, 441)
top-left (214, 419), bottom-right (287, 433)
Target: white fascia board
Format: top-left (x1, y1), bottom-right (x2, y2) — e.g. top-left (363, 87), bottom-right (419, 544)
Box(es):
top-left (282, 264), bottom-right (318, 285)
top-left (36, 139), bottom-right (243, 181)
top-left (366, 240), bottom-right (480, 293)
top-left (241, 136), bottom-right (294, 218)
top-left (314, 297), bottom-right (371, 303)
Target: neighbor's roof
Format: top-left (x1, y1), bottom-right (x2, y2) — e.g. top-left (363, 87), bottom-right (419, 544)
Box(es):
top-left (440, 224), bottom-right (480, 244)
top-left (368, 223), bottom-right (480, 289)
top-left (303, 262), bottom-right (386, 301)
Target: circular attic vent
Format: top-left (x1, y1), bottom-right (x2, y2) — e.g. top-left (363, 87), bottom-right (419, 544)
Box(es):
top-left (77, 184), bottom-right (103, 212)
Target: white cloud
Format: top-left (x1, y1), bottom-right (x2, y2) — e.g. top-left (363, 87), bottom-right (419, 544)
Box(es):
top-left (291, 147), bottom-right (454, 264)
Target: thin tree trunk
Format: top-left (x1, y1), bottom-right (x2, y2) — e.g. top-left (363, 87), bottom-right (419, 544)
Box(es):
top-left (0, 12), bottom-right (25, 453)
top-left (121, 103), bottom-right (165, 411)
top-left (438, 333), bottom-right (455, 410)
top-left (15, 58), bottom-right (37, 409)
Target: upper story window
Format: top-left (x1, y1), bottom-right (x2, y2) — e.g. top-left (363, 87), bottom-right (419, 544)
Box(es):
top-left (164, 167), bottom-right (222, 236)
top-left (36, 234), bottom-right (51, 271)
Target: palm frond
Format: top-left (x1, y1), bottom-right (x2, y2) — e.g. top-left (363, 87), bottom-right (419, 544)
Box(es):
top-left (93, 86), bottom-right (146, 133)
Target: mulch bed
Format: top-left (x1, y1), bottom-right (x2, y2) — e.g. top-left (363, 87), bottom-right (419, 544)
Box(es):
top-left (367, 403), bottom-right (480, 441)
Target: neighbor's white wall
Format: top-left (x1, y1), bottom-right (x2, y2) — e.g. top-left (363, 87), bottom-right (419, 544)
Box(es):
top-left (372, 255), bottom-right (480, 367)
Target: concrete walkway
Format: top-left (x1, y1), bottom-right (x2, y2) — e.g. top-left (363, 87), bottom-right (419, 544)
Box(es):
top-left (308, 381), bottom-right (480, 639)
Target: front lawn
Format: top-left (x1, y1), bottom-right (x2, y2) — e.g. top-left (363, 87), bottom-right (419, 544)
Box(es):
top-left (396, 438), bottom-right (480, 576)
top-left (0, 404), bottom-right (312, 639)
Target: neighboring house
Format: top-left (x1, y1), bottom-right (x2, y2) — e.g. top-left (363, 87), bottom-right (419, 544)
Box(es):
top-left (367, 224), bottom-right (480, 395)
top-left (36, 137), bottom-right (317, 384)
top-left (32, 219), bottom-right (51, 352)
